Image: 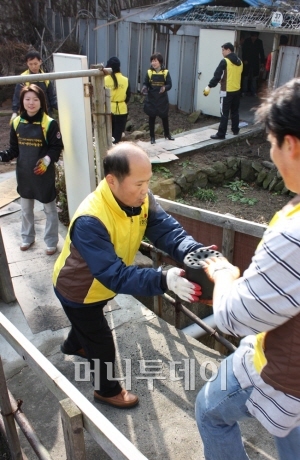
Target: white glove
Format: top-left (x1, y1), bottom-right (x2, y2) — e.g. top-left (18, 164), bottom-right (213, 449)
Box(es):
top-left (166, 267), bottom-right (201, 303)
top-left (203, 86), bottom-right (210, 97)
top-left (10, 113), bottom-right (17, 125)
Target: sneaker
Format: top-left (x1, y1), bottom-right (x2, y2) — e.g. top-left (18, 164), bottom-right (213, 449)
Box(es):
top-left (20, 241), bottom-right (34, 251)
top-left (94, 389), bottom-right (139, 409)
top-left (46, 246), bottom-right (57, 255)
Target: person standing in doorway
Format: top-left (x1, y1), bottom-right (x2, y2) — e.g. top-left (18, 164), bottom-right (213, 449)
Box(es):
top-left (242, 32), bottom-right (265, 96)
top-left (105, 57), bottom-right (131, 144)
top-left (142, 52), bottom-right (174, 144)
top-left (11, 49), bottom-right (58, 123)
top-left (203, 42), bottom-right (243, 140)
top-left (0, 84), bottom-right (63, 255)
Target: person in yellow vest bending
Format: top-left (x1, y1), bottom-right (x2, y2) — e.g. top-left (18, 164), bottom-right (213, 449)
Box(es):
top-left (11, 50), bottom-right (58, 123)
top-left (0, 84), bottom-right (63, 255)
top-left (203, 42), bottom-right (243, 140)
top-left (105, 56), bottom-right (131, 144)
top-left (196, 77), bottom-right (300, 460)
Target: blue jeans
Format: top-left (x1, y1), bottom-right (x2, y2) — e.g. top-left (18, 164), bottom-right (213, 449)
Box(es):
top-left (195, 353), bottom-right (300, 460)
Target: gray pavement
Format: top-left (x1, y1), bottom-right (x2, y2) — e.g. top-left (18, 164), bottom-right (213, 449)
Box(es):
top-left (0, 121), bottom-right (278, 459)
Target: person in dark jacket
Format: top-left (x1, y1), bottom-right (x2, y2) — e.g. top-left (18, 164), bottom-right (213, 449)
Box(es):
top-left (53, 142), bottom-right (214, 409)
top-left (105, 56), bottom-right (131, 144)
top-left (11, 50), bottom-right (58, 123)
top-left (0, 84), bottom-right (63, 255)
top-left (203, 42), bottom-right (243, 140)
top-left (242, 32), bottom-right (265, 96)
top-left (142, 52), bottom-right (174, 144)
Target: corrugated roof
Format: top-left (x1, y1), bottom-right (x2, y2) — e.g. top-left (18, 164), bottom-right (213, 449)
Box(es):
top-left (153, 0), bottom-right (275, 20)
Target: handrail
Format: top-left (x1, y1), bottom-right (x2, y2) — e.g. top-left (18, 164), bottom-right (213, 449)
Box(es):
top-left (0, 313), bottom-right (147, 460)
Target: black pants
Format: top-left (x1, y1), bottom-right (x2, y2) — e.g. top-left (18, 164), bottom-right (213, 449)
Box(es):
top-left (62, 302), bottom-right (122, 397)
top-left (112, 114), bottom-right (127, 143)
top-left (218, 91), bottom-right (240, 137)
top-left (149, 116), bottom-right (170, 138)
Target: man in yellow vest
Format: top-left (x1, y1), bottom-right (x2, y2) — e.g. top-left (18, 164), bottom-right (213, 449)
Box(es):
top-left (11, 50), bottom-right (58, 123)
top-left (203, 42), bottom-right (243, 140)
top-left (53, 142), bottom-right (213, 409)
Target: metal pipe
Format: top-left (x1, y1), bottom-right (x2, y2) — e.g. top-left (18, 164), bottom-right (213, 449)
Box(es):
top-left (0, 415), bottom-right (29, 460)
top-left (181, 315), bottom-right (217, 338)
top-left (8, 390), bottom-right (53, 460)
top-left (163, 293), bottom-right (236, 353)
top-left (0, 68), bottom-right (112, 86)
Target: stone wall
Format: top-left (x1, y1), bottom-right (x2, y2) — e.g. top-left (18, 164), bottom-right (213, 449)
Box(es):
top-left (150, 155), bottom-right (292, 200)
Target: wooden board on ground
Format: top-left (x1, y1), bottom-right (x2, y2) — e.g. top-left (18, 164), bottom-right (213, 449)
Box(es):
top-left (0, 177), bottom-right (19, 209)
top-left (1, 223), bottom-right (69, 334)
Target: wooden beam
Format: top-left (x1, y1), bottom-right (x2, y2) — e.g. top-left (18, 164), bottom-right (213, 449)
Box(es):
top-left (60, 398), bottom-right (87, 460)
top-left (157, 198), bottom-right (267, 238)
top-left (0, 313), bottom-right (147, 460)
top-left (0, 227), bottom-right (16, 304)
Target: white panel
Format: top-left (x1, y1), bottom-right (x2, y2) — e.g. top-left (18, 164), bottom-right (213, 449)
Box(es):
top-left (274, 46), bottom-right (300, 88)
top-left (53, 53), bottom-right (95, 219)
top-left (168, 34), bottom-right (181, 106)
top-left (117, 22), bottom-right (131, 78)
top-left (196, 29), bottom-right (236, 117)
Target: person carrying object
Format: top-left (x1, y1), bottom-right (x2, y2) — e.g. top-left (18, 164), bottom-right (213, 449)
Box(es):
top-left (203, 42), bottom-right (243, 140)
top-left (195, 77), bottom-right (300, 460)
top-left (53, 141), bottom-right (216, 409)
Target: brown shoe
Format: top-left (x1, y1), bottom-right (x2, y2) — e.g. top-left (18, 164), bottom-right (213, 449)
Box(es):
top-left (60, 344), bottom-right (87, 359)
top-left (46, 246), bottom-right (57, 255)
top-left (94, 389), bottom-right (139, 409)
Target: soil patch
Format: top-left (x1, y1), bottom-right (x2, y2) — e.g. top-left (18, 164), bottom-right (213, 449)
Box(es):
top-left (0, 98), bottom-right (291, 226)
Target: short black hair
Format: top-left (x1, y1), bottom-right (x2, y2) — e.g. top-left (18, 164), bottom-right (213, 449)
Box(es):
top-left (150, 52), bottom-right (163, 65)
top-left (250, 32), bottom-right (259, 37)
top-left (25, 50), bottom-right (42, 61)
top-left (103, 149), bottom-right (131, 181)
top-left (222, 42), bottom-right (234, 52)
top-left (255, 78), bottom-right (300, 147)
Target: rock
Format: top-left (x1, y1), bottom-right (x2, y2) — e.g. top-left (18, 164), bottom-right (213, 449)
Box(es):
top-left (188, 110), bottom-right (201, 123)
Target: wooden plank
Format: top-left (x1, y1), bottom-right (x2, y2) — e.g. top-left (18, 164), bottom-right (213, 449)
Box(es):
top-left (60, 398), bottom-right (87, 460)
top-left (0, 313), bottom-right (148, 460)
top-left (0, 356), bottom-right (23, 460)
top-left (157, 198), bottom-right (267, 238)
top-left (222, 228), bottom-right (235, 263)
top-left (0, 227), bottom-right (16, 303)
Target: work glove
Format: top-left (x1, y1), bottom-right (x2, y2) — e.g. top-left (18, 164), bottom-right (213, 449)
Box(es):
top-left (10, 113), bottom-right (17, 125)
top-left (141, 86), bottom-right (148, 95)
top-left (33, 155), bottom-right (51, 175)
top-left (203, 86), bottom-right (210, 97)
top-left (166, 267), bottom-right (201, 303)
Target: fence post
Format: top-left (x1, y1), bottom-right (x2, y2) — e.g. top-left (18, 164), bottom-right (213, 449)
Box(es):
top-left (0, 227), bottom-right (16, 303)
top-left (0, 356), bottom-right (23, 459)
top-left (60, 398), bottom-right (86, 460)
top-left (91, 65), bottom-right (111, 183)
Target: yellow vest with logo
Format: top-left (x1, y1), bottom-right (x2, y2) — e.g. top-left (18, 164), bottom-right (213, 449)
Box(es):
top-left (21, 69), bottom-right (50, 87)
top-left (224, 58), bottom-right (243, 92)
top-left (105, 73), bottom-right (129, 115)
top-left (13, 112), bottom-right (52, 143)
top-left (53, 179), bottom-right (149, 303)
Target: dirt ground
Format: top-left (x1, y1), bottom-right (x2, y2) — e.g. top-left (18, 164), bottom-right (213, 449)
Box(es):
top-left (0, 98), bottom-right (291, 226)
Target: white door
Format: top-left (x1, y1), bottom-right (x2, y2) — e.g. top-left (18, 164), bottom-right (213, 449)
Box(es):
top-left (274, 46), bottom-right (300, 89)
top-left (196, 29), bottom-right (236, 117)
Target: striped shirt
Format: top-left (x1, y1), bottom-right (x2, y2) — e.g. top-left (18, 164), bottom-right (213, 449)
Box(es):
top-left (214, 202), bottom-right (300, 437)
